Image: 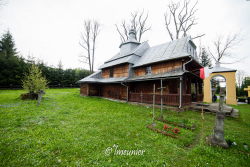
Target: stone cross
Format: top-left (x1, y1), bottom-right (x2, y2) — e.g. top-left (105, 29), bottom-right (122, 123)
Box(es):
top-left (208, 89), bottom-right (229, 148)
top-left (37, 90), bottom-right (45, 106)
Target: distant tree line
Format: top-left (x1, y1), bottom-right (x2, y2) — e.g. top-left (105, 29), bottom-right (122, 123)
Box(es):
top-left (0, 31), bottom-right (92, 89)
top-left (237, 77), bottom-right (250, 97)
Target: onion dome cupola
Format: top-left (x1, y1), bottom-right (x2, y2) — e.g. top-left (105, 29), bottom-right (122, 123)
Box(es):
top-left (119, 28), bottom-right (141, 55)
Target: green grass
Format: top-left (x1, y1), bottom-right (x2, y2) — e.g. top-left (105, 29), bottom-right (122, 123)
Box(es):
top-left (0, 88), bottom-right (249, 166)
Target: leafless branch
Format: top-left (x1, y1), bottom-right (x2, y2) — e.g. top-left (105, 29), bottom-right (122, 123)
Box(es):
top-left (208, 34), bottom-right (242, 64)
top-left (115, 24), bottom-right (126, 42)
top-left (192, 34), bottom-right (205, 40)
top-left (115, 10), bottom-right (151, 43)
top-left (91, 21), bottom-right (100, 73)
top-left (236, 70), bottom-right (246, 88)
top-left (164, 0), bottom-right (198, 40)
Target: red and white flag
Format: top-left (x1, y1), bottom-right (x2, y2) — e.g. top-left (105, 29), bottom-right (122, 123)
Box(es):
top-left (200, 68), bottom-right (205, 79)
top-left (200, 67), bottom-right (211, 80)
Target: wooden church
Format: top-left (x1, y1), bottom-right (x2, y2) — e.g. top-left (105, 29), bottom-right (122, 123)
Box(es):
top-left (78, 29), bottom-right (203, 108)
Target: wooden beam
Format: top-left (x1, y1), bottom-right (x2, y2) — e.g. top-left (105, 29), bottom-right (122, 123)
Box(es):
top-left (179, 77), bottom-right (183, 108)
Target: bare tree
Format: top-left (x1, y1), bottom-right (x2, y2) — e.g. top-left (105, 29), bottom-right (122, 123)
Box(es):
top-left (164, 0), bottom-right (203, 40)
top-left (116, 10), bottom-right (151, 43)
top-left (79, 20), bottom-right (100, 73)
top-left (91, 21), bottom-right (100, 72)
top-left (208, 34), bottom-right (241, 64)
top-left (236, 70), bottom-right (245, 88)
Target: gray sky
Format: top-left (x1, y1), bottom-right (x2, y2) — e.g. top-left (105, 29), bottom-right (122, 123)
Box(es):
top-left (0, 0), bottom-right (249, 74)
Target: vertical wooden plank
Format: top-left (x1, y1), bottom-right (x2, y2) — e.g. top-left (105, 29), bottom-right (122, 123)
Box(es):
top-left (152, 84), bottom-right (155, 123)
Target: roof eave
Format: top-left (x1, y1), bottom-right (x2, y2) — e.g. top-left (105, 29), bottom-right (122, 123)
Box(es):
top-left (126, 74), bottom-right (184, 82)
top-left (212, 70), bottom-right (237, 73)
top-left (119, 41), bottom-right (141, 48)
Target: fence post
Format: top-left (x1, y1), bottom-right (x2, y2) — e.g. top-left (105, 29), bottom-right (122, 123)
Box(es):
top-left (179, 76), bottom-right (183, 109)
top-left (160, 79), bottom-right (163, 118)
top-left (152, 84), bottom-right (156, 125)
top-left (140, 91), bottom-right (143, 104)
top-left (127, 87), bottom-right (129, 102)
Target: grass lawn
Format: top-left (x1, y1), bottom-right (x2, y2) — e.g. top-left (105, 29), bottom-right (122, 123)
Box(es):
top-left (0, 88), bottom-right (249, 166)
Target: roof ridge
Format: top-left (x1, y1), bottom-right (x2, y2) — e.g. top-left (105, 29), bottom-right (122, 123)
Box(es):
top-left (132, 41), bottom-right (148, 56)
top-left (103, 41), bottom-right (148, 64)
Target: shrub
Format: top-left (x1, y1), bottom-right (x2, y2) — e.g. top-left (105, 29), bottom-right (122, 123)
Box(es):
top-left (22, 64), bottom-right (48, 94)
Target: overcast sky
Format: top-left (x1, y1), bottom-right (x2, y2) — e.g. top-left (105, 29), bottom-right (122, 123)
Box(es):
top-left (0, 0), bottom-right (249, 74)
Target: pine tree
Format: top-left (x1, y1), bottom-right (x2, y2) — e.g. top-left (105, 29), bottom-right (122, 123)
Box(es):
top-left (0, 31), bottom-right (92, 88)
top-left (0, 31), bottom-right (26, 87)
top-left (0, 31), bottom-right (17, 58)
top-left (199, 48), bottom-right (212, 67)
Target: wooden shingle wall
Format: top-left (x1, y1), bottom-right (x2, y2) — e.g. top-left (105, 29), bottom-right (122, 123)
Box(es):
top-left (134, 59), bottom-right (184, 77)
top-left (101, 64), bottom-right (129, 78)
top-left (80, 83), bottom-right (88, 96)
top-left (101, 84), bottom-right (127, 100)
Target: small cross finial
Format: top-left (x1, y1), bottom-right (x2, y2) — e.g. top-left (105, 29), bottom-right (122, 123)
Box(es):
top-left (215, 61), bottom-right (220, 67)
top-left (129, 28), bottom-right (136, 37)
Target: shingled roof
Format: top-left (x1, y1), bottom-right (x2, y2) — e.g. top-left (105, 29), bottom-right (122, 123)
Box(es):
top-left (99, 36), bottom-right (195, 70)
top-left (211, 65), bottom-right (236, 73)
top-left (78, 71), bottom-right (128, 83)
top-left (133, 37), bottom-right (191, 67)
top-left (99, 41), bottom-right (150, 69)
top-left (79, 33), bottom-right (198, 84)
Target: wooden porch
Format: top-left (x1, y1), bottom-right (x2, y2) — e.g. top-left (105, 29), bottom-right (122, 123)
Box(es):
top-left (80, 73), bottom-right (203, 107)
top-left (102, 91), bottom-right (203, 106)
